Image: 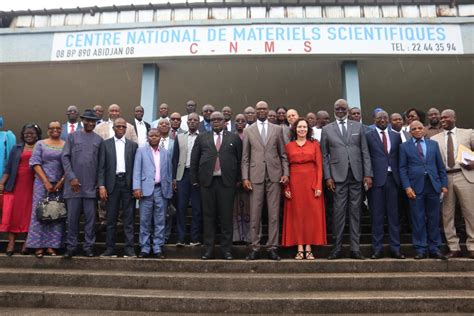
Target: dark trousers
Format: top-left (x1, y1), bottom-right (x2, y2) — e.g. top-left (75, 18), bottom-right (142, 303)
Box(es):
top-left (105, 176), bottom-right (134, 251)
top-left (200, 177), bottom-right (235, 254)
top-left (332, 168), bottom-right (362, 252)
top-left (176, 168), bottom-right (202, 243)
top-left (65, 197), bottom-right (97, 252)
top-left (368, 173), bottom-right (401, 253)
top-left (409, 175), bottom-right (442, 254)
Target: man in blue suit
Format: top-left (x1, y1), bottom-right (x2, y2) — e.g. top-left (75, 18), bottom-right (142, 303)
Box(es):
top-left (366, 111), bottom-right (404, 259)
top-left (133, 127), bottom-right (173, 258)
top-left (399, 120), bottom-right (448, 260)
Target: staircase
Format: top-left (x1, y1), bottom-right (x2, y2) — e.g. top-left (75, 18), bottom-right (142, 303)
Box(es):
top-left (1, 208), bottom-right (473, 314)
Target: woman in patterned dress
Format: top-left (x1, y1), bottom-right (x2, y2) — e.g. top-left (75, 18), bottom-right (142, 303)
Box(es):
top-left (26, 121), bottom-right (66, 258)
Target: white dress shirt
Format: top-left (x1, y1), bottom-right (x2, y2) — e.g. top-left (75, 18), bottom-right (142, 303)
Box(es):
top-left (337, 118), bottom-right (348, 135)
top-left (213, 131), bottom-right (223, 176)
top-left (376, 127), bottom-right (392, 171)
top-left (134, 118), bottom-right (148, 147)
top-left (159, 136), bottom-right (169, 150)
top-left (312, 127), bottom-right (322, 141)
top-left (67, 122), bottom-right (80, 134)
top-left (114, 136), bottom-right (126, 174)
top-left (257, 120), bottom-right (268, 137)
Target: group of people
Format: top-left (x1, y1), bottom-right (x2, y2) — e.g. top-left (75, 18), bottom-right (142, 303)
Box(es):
top-left (0, 99), bottom-right (473, 261)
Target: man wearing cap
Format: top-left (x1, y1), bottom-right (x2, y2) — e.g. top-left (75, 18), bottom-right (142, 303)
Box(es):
top-left (62, 109), bottom-right (103, 258)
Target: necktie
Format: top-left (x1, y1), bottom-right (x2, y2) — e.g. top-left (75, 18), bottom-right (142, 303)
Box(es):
top-left (339, 120), bottom-right (347, 138)
top-left (171, 129), bottom-right (176, 140)
top-left (260, 122), bottom-right (267, 143)
top-left (70, 123), bottom-right (75, 133)
top-left (447, 131), bottom-right (455, 168)
top-left (159, 138), bottom-right (165, 149)
top-left (381, 131), bottom-right (388, 154)
top-left (214, 133), bottom-right (221, 172)
top-left (416, 139), bottom-right (424, 160)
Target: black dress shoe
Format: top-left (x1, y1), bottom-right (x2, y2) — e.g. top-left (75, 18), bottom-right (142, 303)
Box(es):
top-left (201, 250), bottom-right (214, 260)
top-left (429, 252), bottom-right (448, 260)
top-left (138, 252), bottom-right (150, 258)
top-left (84, 250), bottom-right (95, 257)
top-left (327, 250), bottom-right (342, 260)
top-left (100, 249), bottom-right (118, 257)
top-left (63, 250), bottom-right (75, 259)
top-left (446, 250), bottom-right (461, 258)
top-left (123, 249), bottom-right (137, 258)
top-left (350, 251), bottom-right (365, 260)
top-left (246, 250), bottom-right (260, 261)
top-left (414, 253), bottom-right (427, 260)
top-left (390, 251), bottom-right (406, 259)
top-left (222, 252), bottom-right (233, 260)
top-left (154, 252), bottom-right (166, 259)
top-left (6, 251), bottom-right (13, 257)
top-left (371, 252), bottom-right (384, 259)
top-left (267, 249), bottom-right (281, 261)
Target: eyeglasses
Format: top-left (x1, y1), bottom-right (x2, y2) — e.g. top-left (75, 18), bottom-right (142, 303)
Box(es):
top-left (170, 118), bottom-right (181, 121)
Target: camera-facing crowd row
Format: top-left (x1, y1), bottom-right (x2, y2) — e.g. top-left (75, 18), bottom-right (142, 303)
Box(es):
top-left (0, 99), bottom-right (472, 261)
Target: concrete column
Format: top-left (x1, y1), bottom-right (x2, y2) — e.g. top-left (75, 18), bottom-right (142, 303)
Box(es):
top-left (140, 64), bottom-right (159, 124)
top-left (341, 61), bottom-right (361, 109)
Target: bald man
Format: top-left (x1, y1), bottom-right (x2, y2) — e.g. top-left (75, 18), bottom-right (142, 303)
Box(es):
top-left (94, 104), bottom-right (138, 143)
top-left (60, 105), bottom-right (83, 140)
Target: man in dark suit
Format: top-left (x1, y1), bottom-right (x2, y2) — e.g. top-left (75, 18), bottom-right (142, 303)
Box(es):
top-left (60, 105), bottom-right (83, 140)
top-left (198, 104), bottom-right (215, 133)
top-left (366, 111), bottom-right (404, 259)
top-left (321, 99), bottom-right (373, 260)
top-left (190, 111), bottom-right (242, 260)
top-left (133, 105), bottom-right (150, 147)
top-left (222, 106), bottom-right (236, 133)
top-left (98, 118), bottom-right (138, 258)
top-left (399, 120), bottom-right (448, 260)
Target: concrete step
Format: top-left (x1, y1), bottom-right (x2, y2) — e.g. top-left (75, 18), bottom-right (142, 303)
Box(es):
top-left (0, 243), bottom-right (455, 259)
top-left (1, 256), bottom-right (473, 274)
top-left (1, 285), bottom-right (473, 314)
top-left (1, 268), bottom-right (472, 292)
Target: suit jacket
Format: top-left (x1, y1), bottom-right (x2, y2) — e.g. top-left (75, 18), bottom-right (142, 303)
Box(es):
top-left (190, 130), bottom-right (242, 188)
top-left (366, 128), bottom-right (402, 187)
top-left (94, 121), bottom-right (138, 143)
top-left (172, 131), bottom-right (198, 181)
top-left (198, 120), bottom-right (212, 133)
top-left (60, 122), bottom-right (83, 140)
top-left (431, 128), bottom-right (474, 183)
top-left (321, 120), bottom-right (372, 182)
top-left (132, 142), bottom-right (173, 199)
top-left (223, 120), bottom-right (236, 133)
top-left (132, 120), bottom-right (150, 135)
top-left (241, 122), bottom-right (289, 184)
top-left (97, 137), bottom-right (138, 194)
top-left (399, 138), bottom-right (448, 194)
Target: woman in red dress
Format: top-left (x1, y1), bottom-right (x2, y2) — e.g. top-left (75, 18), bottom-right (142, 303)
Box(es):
top-left (0, 123), bottom-right (41, 256)
top-left (282, 118), bottom-right (326, 260)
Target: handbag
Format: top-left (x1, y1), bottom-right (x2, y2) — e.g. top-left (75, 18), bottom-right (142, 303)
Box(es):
top-left (36, 192), bottom-right (67, 223)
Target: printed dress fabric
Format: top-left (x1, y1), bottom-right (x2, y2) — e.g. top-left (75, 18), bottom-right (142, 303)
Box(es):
top-left (26, 141), bottom-right (65, 248)
top-left (281, 140), bottom-right (327, 246)
top-left (0, 150), bottom-right (34, 233)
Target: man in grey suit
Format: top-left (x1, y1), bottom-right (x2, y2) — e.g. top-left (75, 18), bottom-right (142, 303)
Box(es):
top-left (242, 101), bottom-right (289, 260)
top-left (98, 118), bottom-right (138, 258)
top-left (321, 99), bottom-right (373, 260)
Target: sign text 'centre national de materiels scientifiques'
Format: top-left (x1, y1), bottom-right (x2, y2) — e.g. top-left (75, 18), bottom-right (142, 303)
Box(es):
top-left (51, 24), bottom-right (464, 60)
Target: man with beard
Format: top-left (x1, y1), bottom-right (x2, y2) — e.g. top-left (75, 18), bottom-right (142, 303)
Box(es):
top-left (425, 107), bottom-right (443, 139)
